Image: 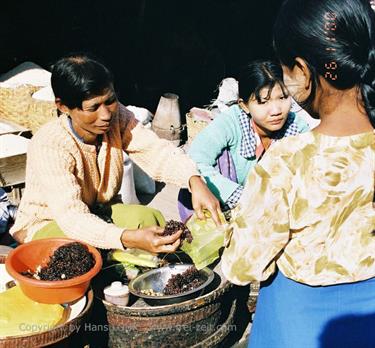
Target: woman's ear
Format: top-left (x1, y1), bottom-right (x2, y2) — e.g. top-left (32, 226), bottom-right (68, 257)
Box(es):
top-left (238, 98), bottom-right (250, 114)
top-left (55, 98), bottom-right (70, 115)
top-left (294, 57), bottom-right (312, 90)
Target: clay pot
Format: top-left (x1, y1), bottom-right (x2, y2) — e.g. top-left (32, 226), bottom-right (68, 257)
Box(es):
top-left (5, 238), bottom-right (102, 304)
top-left (152, 93), bottom-right (184, 146)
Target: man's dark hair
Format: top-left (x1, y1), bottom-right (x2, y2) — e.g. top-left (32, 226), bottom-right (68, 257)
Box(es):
top-left (51, 54), bottom-right (114, 111)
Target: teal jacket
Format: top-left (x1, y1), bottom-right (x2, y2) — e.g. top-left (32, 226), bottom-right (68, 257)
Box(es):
top-left (188, 105), bottom-right (309, 204)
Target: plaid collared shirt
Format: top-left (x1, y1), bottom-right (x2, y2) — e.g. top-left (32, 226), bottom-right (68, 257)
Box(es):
top-left (225, 185), bottom-right (244, 210)
top-left (238, 108), bottom-right (300, 159)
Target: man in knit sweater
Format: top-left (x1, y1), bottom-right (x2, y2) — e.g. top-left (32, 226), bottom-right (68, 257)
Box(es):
top-left (10, 55), bottom-right (221, 253)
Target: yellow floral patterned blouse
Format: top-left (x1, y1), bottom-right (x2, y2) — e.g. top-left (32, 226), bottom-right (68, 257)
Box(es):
top-left (221, 130), bottom-right (375, 286)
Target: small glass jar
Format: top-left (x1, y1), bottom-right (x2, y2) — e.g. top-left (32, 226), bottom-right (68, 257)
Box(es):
top-left (103, 281), bottom-right (129, 306)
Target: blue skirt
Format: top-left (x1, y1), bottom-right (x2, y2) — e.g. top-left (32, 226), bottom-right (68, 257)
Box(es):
top-left (249, 270), bottom-right (375, 348)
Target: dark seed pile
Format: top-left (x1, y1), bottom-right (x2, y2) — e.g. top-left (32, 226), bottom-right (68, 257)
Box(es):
top-left (38, 242), bottom-right (95, 281)
top-left (162, 220), bottom-right (193, 243)
top-left (163, 266), bottom-right (205, 295)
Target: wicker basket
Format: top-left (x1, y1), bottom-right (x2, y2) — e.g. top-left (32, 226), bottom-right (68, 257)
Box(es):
top-left (0, 290), bottom-right (93, 348)
top-left (192, 299), bottom-right (236, 348)
top-left (99, 274), bottom-right (233, 348)
top-left (27, 98), bottom-right (58, 134)
top-left (186, 112), bottom-right (209, 143)
top-left (0, 85), bottom-right (40, 122)
top-left (0, 85), bottom-right (57, 134)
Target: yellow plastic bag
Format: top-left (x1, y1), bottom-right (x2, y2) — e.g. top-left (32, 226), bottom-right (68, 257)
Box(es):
top-left (181, 211), bottom-right (227, 270)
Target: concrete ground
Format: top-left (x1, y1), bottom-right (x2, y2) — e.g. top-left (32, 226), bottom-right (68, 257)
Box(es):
top-left (138, 181), bottom-right (181, 221)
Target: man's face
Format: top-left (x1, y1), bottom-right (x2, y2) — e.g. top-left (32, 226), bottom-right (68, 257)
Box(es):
top-left (68, 87), bottom-right (118, 136)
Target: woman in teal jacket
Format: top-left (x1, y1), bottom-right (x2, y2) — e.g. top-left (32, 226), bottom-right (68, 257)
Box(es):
top-left (178, 60), bottom-right (309, 221)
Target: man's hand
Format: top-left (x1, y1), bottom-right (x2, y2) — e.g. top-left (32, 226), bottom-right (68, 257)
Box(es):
top-left (121, 226), bottom-right (182, 254)
top-left (189, 175), bottom-right (222, 226)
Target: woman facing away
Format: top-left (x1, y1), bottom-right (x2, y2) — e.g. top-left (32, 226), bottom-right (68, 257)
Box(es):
top-left (221, 0), bottom-right (375, 347)
top-left (177, 60), bottom-right (309, 222)
top-left (10, 54), bottom-right (221, 253)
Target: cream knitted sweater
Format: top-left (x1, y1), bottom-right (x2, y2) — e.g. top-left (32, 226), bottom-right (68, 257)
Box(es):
top-left (10, 104), bottom-right (198, 249)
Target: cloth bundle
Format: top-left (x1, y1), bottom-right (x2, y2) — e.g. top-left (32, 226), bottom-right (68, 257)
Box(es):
top-left (0, 189), bottom-right (17, 234)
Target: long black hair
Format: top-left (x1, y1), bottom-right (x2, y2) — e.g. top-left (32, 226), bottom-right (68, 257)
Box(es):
top-left (238, 59), bottom-right (289, 103)
top-left (51, 54), bottom-right (114, 111)
top-left (274, 0), bottom-right (375, 127)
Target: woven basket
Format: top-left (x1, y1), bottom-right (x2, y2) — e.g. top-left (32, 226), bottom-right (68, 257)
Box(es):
top-left (0, 85), bottom-right (40, 122)
top-left (186, 112), bottom-right (209, 143)
top-left (0, 85), bottom-right (57, 134)
top-left (191, 299), bottom-right (236, 348)
top-left (101, 276), bottom-right (233, 348)
top-left (0, 290), bottom-right (93, 348)
top-left (27, 98), bottom-right (58, 134)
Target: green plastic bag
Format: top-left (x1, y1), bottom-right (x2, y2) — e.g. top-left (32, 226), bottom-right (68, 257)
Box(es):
top-left (181, 210), bottom-right (226, 270)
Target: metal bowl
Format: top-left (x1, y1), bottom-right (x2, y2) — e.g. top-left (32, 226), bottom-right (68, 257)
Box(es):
top-left (128, 264), bottom-right (215, 306)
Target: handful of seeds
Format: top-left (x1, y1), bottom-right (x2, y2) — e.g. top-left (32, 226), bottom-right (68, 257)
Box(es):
top-left (162, 220), bottom-right (193, 243)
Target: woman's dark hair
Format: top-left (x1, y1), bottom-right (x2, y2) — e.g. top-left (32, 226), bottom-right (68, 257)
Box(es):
top-left (274, 0), bottom-right (375, 126)
top-left (238, 60), bottom-right (289, 103)
top-left (51, 54), bottom-right (114, 110)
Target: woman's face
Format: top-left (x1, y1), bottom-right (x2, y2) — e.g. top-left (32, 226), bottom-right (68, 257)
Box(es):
top-left (241, 83), bottom-right (292, 134)
top-left (60, 86), bottom-right (118, 136)
top-left (281, 63), bottom-right (316, 117)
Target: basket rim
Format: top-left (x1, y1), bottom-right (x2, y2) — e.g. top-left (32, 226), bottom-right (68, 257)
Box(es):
top-left (0, 289), bottom-right (93, 344)
top-left (102, 278), bottom-right (232, 316)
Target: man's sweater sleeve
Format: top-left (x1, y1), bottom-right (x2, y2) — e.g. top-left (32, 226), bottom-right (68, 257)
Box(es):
top-left (120, 105), bottom-right (199, 188)
top-left (31, 141), bottom-right (125, 250)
